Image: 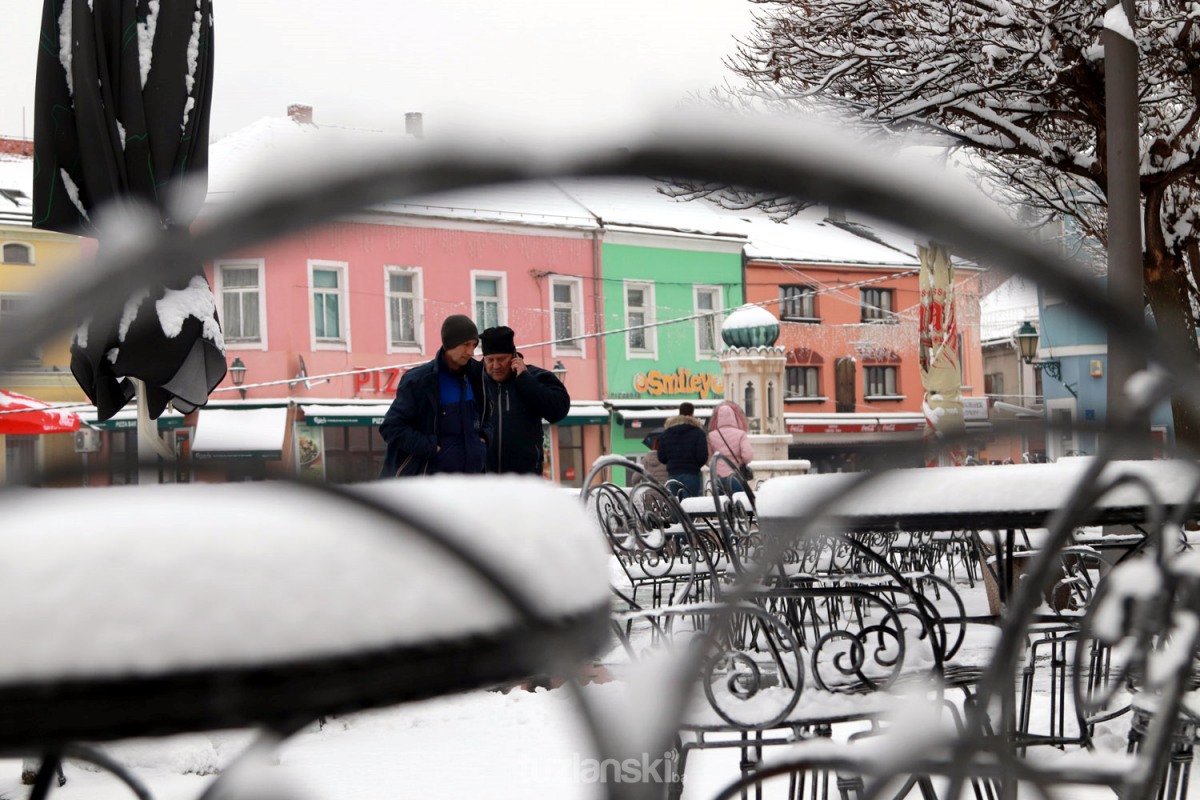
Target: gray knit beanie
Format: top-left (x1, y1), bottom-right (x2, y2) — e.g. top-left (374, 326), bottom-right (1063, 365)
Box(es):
top-left (441, 314), bottom-right (479, 349)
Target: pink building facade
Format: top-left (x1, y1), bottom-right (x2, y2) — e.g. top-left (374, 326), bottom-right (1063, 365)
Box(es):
top-left (201, 211), bottom-right (607, 485)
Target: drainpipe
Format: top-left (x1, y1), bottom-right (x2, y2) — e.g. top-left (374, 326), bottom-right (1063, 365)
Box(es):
top-left (592, 228), bottom-right (608, 455)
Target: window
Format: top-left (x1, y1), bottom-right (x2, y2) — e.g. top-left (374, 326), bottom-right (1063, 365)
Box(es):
top-left (780, 285), bottom-right (817, 321)
top-left (865, 365), bottom-right (899, 397)
top-left (984, 371), bottom-right (1004, 397)
top-left (2, 242), bottom-right (33, 264)
top-left (550, 276), bottom-right (584, 353)
top-left (323, 426), bottom-right (386, 484)
top-left (309, 261), bottom-right (349, 348)
top-left (4, 434), bottom-right (36, 481)
top-left (786, 366), bottom-right (821, 398)
top-left (472, 273), bottom-right (505, 330)
top-left (386, 266), bottom-right (422, 350)
top-left (625, 281), bottom-right (656, 357)
top-left (217, 262), bottom-right (264, 345)
top-left (0, 294), bottom-right (41, 363)
top-left (861, 288), bottom-right (896, 323)
top-left (109, 430), bottom-right (139, 485)
top-left (695, 285), bottom-right (722, 357)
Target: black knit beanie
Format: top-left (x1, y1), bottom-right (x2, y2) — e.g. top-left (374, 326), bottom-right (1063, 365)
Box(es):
top-left (480, 326), bottom-right (517, 355)
top-left (441, 314), bottom-right (479, 350)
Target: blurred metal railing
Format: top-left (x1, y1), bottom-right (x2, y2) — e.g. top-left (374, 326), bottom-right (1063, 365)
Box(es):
top-left (4, 110), bottom-right (1200, 800)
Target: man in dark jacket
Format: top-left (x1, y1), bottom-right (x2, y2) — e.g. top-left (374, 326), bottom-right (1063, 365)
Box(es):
top-left (379, 315), bottom-right (490, 477)
top-left (656, 401), bottom-right (709, 497)
top-left (479, 326), bottom-right (571, 475)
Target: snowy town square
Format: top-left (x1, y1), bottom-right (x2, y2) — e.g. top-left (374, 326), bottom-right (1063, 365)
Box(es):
top-left (4, 1), bottom-right (1200, 799)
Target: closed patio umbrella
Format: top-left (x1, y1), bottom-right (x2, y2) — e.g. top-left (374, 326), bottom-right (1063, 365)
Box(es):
top-left (32, 0), bottom-right (225, 423)
top-left (0, 390), bottom-right (81, 435)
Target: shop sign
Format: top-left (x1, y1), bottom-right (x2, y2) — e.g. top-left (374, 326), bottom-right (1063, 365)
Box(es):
top-left (786, 421), bottom-right (924, 434)
top-left (353, 367), bottom-right (402, 395)
top-left (633, 369), bottom-right (724, 399)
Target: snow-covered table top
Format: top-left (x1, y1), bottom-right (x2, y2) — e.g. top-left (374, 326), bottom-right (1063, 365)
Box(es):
top-left (757, 459), bottom-right (1200, 533)
top-left (0, 476), bottom-right (610, 746)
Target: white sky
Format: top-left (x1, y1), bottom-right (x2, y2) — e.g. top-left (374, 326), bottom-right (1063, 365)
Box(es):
top-left (0, 0), bottom-right (756, 142)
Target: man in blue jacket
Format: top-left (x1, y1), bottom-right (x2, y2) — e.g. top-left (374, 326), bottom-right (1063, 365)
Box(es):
top-left (479, 326), bottom-right (571, 475)
top-left (379, 315), bottom-right (490, 477)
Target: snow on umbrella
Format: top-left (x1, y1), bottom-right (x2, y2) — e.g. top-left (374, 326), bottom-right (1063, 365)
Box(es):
top-left (32, 0), bottom-right (225, 422)
top-left (0, 390), bottom-right (81, 435)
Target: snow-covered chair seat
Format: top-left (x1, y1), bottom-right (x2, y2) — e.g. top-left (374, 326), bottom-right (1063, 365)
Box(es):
top-left (0, 476), bottom-right (611, 749)
top-left (584, 456), bottom-right (733, 610)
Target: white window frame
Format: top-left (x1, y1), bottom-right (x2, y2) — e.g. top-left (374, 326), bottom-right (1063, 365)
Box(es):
top-left (470, 270), bottom-right (507, 332)
top-left (213, 259), bottom-right (267, 351)
top-left (0, 293), bottom-right (42, 364)
top-left (308, 260), bottom-right (350, 351)
top-left (1, 241), bottom-right (35, 265)
top-left (384, 265), bottom-right (425, 354)
top-left (624, 280), bottom-right (657, 359)
top-left (549, 275), bottom-right (586, 358)
top-left (694, 285), bottom-right (723, 360)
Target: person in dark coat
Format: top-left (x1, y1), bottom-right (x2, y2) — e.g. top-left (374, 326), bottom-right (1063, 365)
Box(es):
top-left (656, 402), bottom-right (710, 497)
top-left (379, 315), bottom-right (490, 477)
top-left (478, 326), bottom-right (571, 475)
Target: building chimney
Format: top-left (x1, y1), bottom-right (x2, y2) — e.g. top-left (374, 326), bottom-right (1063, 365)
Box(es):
top-left (288, 104), bottom-right (313, 125)
top-left (405, 112), bottom-right (424, 139)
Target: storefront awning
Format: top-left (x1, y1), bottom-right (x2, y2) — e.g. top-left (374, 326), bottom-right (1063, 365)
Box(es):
top-left (556, 404), bottom-right (609, 426)
top-left (192, 408), bottom-right (288, 461)
top-left (82, 407), bottom-right (186, 431)
top-left (300, 404), bottom-right (392, 427)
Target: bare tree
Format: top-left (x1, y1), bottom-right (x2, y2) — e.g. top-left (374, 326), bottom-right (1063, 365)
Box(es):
top-left (711, 0), bottom-right (1200, 444)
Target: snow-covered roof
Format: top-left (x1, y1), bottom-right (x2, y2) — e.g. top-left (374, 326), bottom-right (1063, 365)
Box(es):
top-left (980, 274), bottom-right (1039, 344)
top-left (557, 176), bottom-right (746, 241)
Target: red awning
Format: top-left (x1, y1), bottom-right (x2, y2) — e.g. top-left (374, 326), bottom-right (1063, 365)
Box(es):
top-left (0, 390), bottom-right (82, 435)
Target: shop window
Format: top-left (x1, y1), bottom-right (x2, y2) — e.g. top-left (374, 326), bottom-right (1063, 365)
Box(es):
top-left (984, 371), bottom-right (1004, 397)
top-left (780, 284), bottom-right (818, 321)
top-left (4, 434), bottom-right (36, 481)
top-left (557, 425), bottom-right (584, 488)
top-left (323, 426), bottom-right (386, 483)
top-left (861, 288), bottom-right (896, 323)
top-left (109, 430), bottom-right (139, 485)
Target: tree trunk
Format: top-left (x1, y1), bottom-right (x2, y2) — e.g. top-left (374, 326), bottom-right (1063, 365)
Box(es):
top-left (1143, 256), bottom-right (1200, 452)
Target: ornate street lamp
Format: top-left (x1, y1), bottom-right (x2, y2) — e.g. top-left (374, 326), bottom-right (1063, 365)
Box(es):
top-left (1015, 321), bottom-right (1071, 391)
top-left (229, 357), bottom-right (248, 399)
top-left (552, 361), bottom-right (568, 381)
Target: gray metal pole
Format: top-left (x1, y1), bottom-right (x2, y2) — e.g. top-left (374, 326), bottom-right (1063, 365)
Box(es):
top-left (1104, 0), bottom-right (1145, 458)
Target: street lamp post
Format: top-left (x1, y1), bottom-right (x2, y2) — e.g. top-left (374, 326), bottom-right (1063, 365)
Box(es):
top-left (1016, 321), bottom-right (1075, 396)
top-left (229, 357), bottom-right (248, 399)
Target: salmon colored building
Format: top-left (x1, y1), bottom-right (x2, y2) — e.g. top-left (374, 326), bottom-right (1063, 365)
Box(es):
top-left (739, 213), bottom-right (985, 471)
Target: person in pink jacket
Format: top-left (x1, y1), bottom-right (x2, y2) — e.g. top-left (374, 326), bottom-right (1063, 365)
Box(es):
top-left (706, 400), bottom-right (756, 493)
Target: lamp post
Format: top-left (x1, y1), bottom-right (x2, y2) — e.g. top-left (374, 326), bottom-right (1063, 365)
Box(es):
top-left (229, 357), bottom-right (248, 399)
top-left (1015, 321), bottom-right (1074, 395)
top-left (551, 360), bottom-right (568, 381)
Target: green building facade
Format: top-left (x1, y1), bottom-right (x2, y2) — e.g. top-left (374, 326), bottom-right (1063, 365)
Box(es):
top-left (599, 233), bottom-right (745, 480)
